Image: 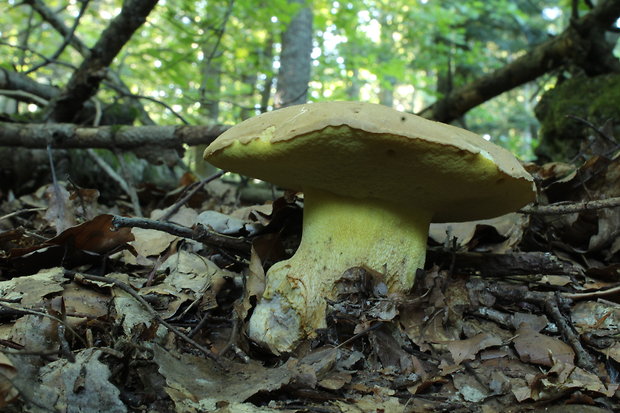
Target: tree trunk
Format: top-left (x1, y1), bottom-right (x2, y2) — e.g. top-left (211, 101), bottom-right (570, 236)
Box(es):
top-left (274, 0), bottom-right (313, 108)
top-left (196, 2), bottom-right (232, 177)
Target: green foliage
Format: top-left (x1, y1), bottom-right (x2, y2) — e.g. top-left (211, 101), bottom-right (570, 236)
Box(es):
top-left (0, 0), bottom-right (572, 158)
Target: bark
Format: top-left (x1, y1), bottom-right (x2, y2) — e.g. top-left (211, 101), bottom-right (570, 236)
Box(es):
top-left (44, 0), bottom-right (159, 123)
top-left (274, 1), bottom-right (313, 108)
top-left (0, 69), bottom-right (58, 104)
top-left (260, 36), bottom-right (275, 113)
top-left (0, 122), bottom-right (228, 149)
top-left (423, 0), bottom-right (620, 123)
top-left (195, 2), bottom-right (232, 176)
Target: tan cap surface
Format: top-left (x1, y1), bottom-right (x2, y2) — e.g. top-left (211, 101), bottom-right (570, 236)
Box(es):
top-left (204, 101), bottom-right (535, 222)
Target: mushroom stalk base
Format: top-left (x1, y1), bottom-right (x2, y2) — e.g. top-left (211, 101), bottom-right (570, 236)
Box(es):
top-left (248, 188), bottom-right (431, 353)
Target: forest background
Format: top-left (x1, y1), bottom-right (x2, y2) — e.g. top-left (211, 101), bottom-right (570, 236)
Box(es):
top-left (2, 0), bottom-right (619, 193)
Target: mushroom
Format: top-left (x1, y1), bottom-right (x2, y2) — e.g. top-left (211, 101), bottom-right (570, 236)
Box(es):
top-left (204, 101), bottom-right (535, 353)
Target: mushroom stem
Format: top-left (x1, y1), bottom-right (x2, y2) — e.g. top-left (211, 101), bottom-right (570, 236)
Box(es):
top-left (248, 187), bottom-right (432, 353)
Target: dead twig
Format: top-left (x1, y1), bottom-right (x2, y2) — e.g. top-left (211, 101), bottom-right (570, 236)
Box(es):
top-left (520, 196), bottom-right (620, 215)
top-left (0, 302), bottom-right (87, 347)
top-left (0, 207), bottom-right (47, 222)
top-left (563, 283), bottom-right (620, 299)
top-left (159, 170), bottom-right (225, 222)
top-left (111, 215), bottom-right (251, 255)
top-left (543, 292), bottom-right (598, 373)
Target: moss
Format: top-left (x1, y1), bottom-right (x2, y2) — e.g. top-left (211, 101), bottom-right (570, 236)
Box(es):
top-left (535, 73), bottom-right (620, 162)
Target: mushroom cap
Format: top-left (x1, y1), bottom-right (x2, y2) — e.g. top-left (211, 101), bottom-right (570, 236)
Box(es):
top-left (204, 101), bottom-right (535, 222)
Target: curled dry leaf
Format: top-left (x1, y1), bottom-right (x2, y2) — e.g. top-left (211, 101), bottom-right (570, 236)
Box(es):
top-left (429, 212), bottom-right (529, 254)
top-left (10, 214), bottom-right (134, 258)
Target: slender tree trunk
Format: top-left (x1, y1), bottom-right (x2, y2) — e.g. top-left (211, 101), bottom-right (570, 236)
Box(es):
top-left (196, 2), bottom-right (232, 176)
top-left (346, 67), bottom-right (361, 100)
top-left (260, 36), bottom-right (275, 113)
top-left (378, 12), bottom-right (395, 107)
top-left (274, 0), bottom-right (313, 108)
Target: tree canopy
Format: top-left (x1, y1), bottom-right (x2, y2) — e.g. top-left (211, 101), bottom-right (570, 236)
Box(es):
top-left (3, 0), bottom-right (619, 161)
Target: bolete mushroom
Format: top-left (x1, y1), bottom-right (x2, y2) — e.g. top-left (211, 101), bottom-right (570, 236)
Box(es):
top-left (204, 101), bottom-right (535, 353)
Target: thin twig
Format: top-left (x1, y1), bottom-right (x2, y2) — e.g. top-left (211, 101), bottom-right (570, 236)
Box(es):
top-left (219, 314), bottom-right (239, 356)
top-left (159, 170), bottom-right (224, 222)
top-left (0, 207), bottom-right (47, 222)
top-left (563, 284), bottom-right (620, 299)
top-left (0, 89), bottom-right (49, 106)
top-left (112, 148), bottom-right (142, 217)
top-left (520, 196), bottom-right (620, 215)
top-left (85, 149), bottom-right (130, 194)
top-left (544, 293), bottom-right (598, 373)
top-left (335, 321), bottom-right (384, 348)
top-left (24, 0), bottom-right (90, 75)
top-left (111, 215), bottom-right (251, 254)
top-left (0, 302), bottom-right (87, 347)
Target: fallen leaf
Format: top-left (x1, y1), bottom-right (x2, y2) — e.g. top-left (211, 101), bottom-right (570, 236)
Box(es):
top-left (446, 333), bottom-right (502, 365)
top-left (513, 325), bottom-right (574, 367)
top-left (36, 348), bottom-right (126, 412)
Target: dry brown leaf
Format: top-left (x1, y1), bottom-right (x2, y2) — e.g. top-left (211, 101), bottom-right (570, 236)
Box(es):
top-left (533, 359), bottom-right (620, 399)
top-left (154, 346), bottom-right (300, 411)
top-left (446, 333), bottom-right (502, 365)
top-left (452, 371), bottom-right (490, 402)
top-left (429, 213), bottom-right (528, 253)
top-left (318, 371), bottom-right (352, 390)
top-left (62, 281), bottom-right (110, 325)
top-left (44, 183), bottom-right (74, 234)
top-left (126, 227), bottom-right (176, 259)
top-left (513, 325), bottom-right (574, 367)
top-left (10, 214), bottom-right (134, 258)
top-left (572, 300), bottom-right (620, 332)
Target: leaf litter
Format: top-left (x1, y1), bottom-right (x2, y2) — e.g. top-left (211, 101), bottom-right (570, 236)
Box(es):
top-left (0, 154), bottom-right (618, 412)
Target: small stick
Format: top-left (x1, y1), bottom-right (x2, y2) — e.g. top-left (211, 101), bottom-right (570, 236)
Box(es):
top-left (159, 170), bottom-right (224, 222)
top-left (520, 196), bottom-right (620, 215)
top-left (111, 215), bottom-right (250, 254)
top-left (563, 284), bottom-right (620, 299)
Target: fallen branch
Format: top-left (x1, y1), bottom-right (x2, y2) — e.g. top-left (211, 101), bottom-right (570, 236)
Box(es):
top-left (0, 122), bottom-right (228, 149)
top-left (421, 0), bottom-right (620, 122)
top-left (520, 196), bottom-right (620, 215)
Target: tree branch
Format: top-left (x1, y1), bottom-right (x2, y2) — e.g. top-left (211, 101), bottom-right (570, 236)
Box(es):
top-left (43, 0), bottom-right (159, 123)
top-left (423, 0), bottom-right (620, 123)
top-left (520, 196), bottom-right (620, 215)
top-left (0, 122), bottom-right (228, 149)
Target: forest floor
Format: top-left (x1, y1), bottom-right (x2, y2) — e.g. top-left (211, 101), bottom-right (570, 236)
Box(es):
top-left (0, 152), bottom-right (618, 413)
